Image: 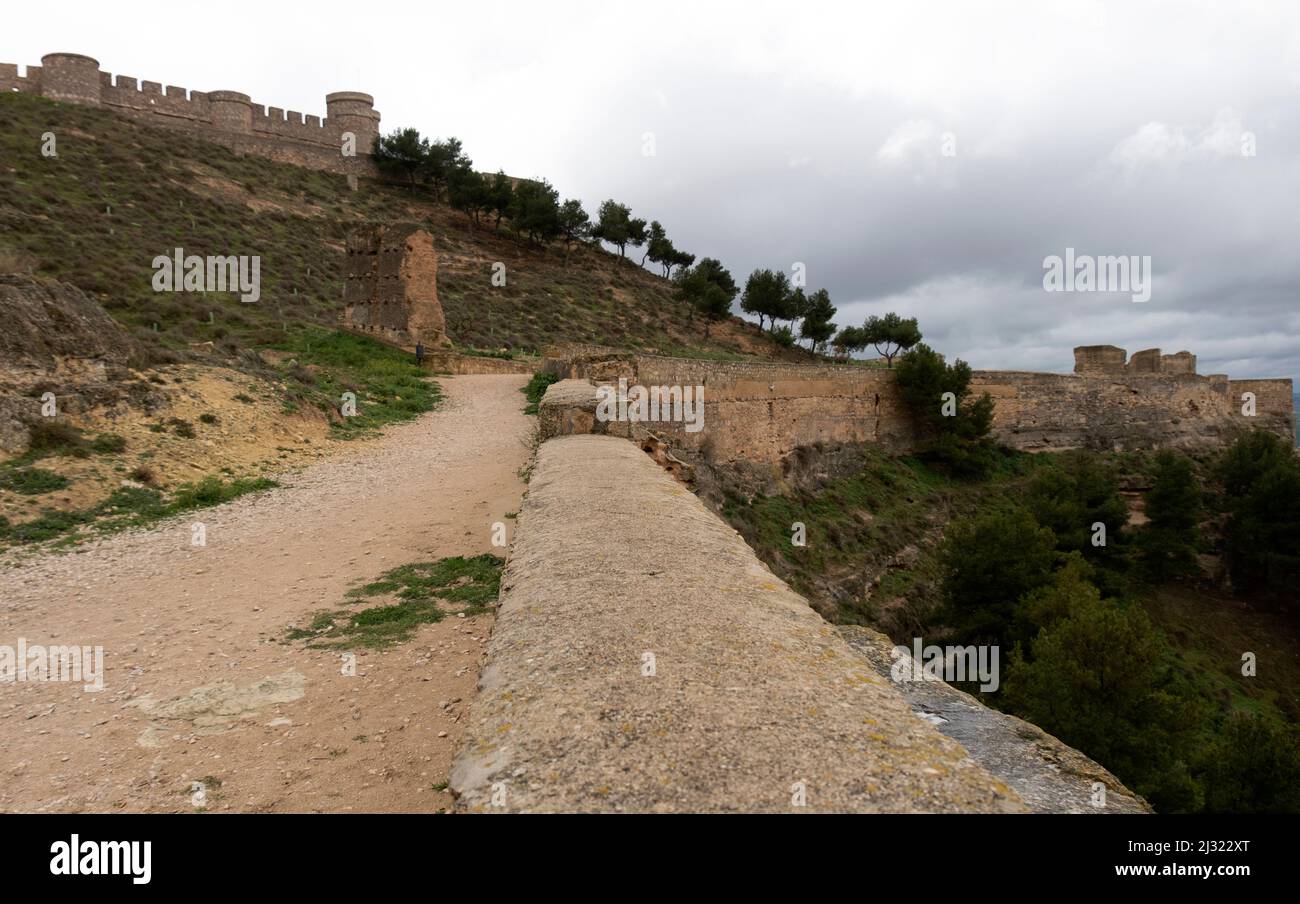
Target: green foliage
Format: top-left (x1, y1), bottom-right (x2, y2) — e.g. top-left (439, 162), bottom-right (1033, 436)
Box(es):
top-left (1026, 452), bottom-right (1129, 560)
top-left (169, 476), bottom-right (278, 512)
top-left (1134, 451), bottom-right (1202, 581)
top-left (676, 258), bottom-right (739, 337)
top-left (372, 127), bottom-right (431, 194)
top-left (1200, 715), bottom-right (1300, 813)
top-left (1216, 431), bottom-right (1300, 598)
top-left (290, 555), bottom-right (503, 648)
top-left (896, 343), bottom-right (997, 478)
top-left (939, 506), bottom-right (1057, 646)
top-left (274, 327), bottom-right (440, 437)
top-left (521, 371), bottom-right (560, 415)
top-left (507, 178), bottom-right (561, 244)
top-left (799, 289), bottom-right (837, 351)
top-left (861, 312), bottom-right (922, 366)
top-left (592, 199), bottom-right (636, 257)
top-left (557, 199), bottom-right (592, 251)
top-left (740, 268), bottom-right (791, 332)
top-left (0, 466), bottom-right (70, 495)
top-left (1003, 592), bottom-right (1204, 811)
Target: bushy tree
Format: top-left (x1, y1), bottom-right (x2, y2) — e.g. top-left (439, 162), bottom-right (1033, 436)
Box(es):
top-left (372, 128), bottom-right (431, 194)
top-left (896, 343), bottom-right (997, 478)
top-left (447, 165), bottom-right (489, 227)
top-left (740, 268), bottom-right (790, 332)
top-left (1003, 594), bottom-right (1202, 811)
top-left (1200, 715), bottom-right (1300, 813)
top-left (1217, 431), bottom-right (1300, 598)
top-left (939, 506), bottom-right (1057, 646)
top-left (592, 200), bottom-right (635, 257)
top-left (832, 325), bottom-right (867, 358)
top-left (676, 257), bottom-right (737, 338)
top-left (667, 248), bottom-right (695, 280)
top-left (507, 178), bottom-right (561, 244)
top-left (1027, 452), bottom-right (1130, 561)
top-left (799, 288), bottom-right (837, 352)
top-left (1135, 451), bottom-right (1202, 582)
top-left (557, 199), bottom-right (592, 261)
top-left (862, 312), bottom-right (922, 366)
top-left (487, 171), bottom-right (514, 229)
top-left (426, 137), bottom-right (470, 201)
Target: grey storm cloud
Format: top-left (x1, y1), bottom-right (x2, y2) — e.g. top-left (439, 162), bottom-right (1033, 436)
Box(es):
top-left (6, 0), bottom-right (1297, 380)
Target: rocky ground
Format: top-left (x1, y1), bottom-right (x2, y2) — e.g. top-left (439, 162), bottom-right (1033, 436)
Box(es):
top-left (0, 374), bottom-right (532, 813)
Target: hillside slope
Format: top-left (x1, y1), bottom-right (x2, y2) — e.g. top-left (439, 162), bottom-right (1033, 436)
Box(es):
top-left (0, 91), bottom-right (798, 363)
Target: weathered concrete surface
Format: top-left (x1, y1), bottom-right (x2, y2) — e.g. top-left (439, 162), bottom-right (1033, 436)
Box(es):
top-left (839, 626), bottom-right (1150, 814)
top-left (450, 435), bottom-right (1025, 813)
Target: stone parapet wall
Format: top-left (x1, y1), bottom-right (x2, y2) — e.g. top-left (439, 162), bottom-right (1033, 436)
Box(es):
top-left (449, 435), bottom-right (1030, 813)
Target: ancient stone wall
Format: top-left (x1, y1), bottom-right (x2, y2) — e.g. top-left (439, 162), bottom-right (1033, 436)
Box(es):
top-left (1, 53), bottom-right (378, 176)
top-left (341, 224), bottom-right (451, 350)
top-left (544, 347), bottom-right (1294, 465)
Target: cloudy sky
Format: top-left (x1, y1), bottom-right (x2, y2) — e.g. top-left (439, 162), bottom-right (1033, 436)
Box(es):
top-left (6, 1), bottom-right (1298, 379)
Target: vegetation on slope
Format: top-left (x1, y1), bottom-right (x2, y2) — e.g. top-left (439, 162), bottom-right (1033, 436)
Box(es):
top-left (716, 431), bottom-right (1300, 813)
top-left (0, 91), bottom-right (800, 362)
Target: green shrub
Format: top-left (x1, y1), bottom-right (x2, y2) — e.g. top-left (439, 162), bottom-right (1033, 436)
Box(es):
top-left (521, 371), bottom-right (560, 414)
top-left (0, 466), bottom-right (70, 495)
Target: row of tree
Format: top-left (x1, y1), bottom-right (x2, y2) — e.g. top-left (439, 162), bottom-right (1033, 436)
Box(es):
top-left (736, 269), bottom-right (839, 352)
top-left (374, 128), bottom-right (931, 357)
top-left (371, 128), bottom-right (699, 278)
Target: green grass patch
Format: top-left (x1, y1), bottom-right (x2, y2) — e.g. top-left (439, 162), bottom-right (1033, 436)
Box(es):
top-left (289, 554), bottom-right (503, 648)
top-left (274, 327), bottom-right (441, 437)
top-left (0, 466), bottom-right (71, 495)
top-left (521, 371), bottom-right (560, 415)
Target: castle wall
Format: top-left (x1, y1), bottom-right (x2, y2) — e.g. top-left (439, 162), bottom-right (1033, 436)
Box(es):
top-left (545, 351), bottom-right (1295, 465)
top-left (2, 53), bottom-right (378, 176)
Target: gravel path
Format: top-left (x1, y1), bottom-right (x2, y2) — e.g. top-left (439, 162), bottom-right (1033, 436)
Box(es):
top-left (0, 374), bottom-right (532, 813)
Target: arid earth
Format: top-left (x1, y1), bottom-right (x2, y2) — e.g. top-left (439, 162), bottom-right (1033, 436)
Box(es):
top-left (0, 373), bottom-right (532, 813)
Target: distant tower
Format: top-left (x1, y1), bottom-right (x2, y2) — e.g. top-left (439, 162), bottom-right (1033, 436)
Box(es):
top-left (326, 91), bottom-right (380, 154)
top-left (40, 53), bottom-right (102, 105)
top-left (208, 91), bottom-right (254, 133)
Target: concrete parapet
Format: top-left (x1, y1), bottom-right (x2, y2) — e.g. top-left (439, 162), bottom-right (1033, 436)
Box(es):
top-left (450, 435), bottom-right (1027, 813)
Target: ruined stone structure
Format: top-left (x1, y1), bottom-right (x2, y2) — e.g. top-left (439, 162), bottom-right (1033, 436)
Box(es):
top-left (1, 53), bottom-right (378, 175)
top-left (538, 346), bottom-right (1294, 464)
top-left (341, 224), bottom-right (451, 350)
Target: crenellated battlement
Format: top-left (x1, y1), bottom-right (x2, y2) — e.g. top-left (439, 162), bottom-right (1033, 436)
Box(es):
top-left (1, 52), bottom-right (380, 176)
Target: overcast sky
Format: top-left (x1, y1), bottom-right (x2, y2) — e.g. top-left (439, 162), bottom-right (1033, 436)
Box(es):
top-left (6, 1), bottom-right (1298, 380)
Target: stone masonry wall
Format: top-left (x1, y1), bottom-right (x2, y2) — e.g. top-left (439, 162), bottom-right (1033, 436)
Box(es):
top-left (341, 224), bottom-right (451, 350)
top-left (1, 53), bottom-right (378, 176)
top-left (546, 350), bottom-right (1294, 465)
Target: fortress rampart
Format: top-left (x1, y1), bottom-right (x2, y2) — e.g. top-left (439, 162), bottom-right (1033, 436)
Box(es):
top-left (539, 346), bottom-right (1294, 464)
top-left (1, 53), bottom-right (379, 175)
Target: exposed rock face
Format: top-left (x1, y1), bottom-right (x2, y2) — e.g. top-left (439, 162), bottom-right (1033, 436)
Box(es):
top-left (0, 276), bottom-right (157, 454)
top-left (341, 224), bottom-right (451, 350)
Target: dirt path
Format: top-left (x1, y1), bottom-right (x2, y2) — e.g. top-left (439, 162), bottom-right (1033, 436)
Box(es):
top-left (0, 374), bottom-right (532, 813)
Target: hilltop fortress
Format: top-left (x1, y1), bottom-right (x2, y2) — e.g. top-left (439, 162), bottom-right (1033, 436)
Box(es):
top-left (1, 52), bottom-right (378, 175)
